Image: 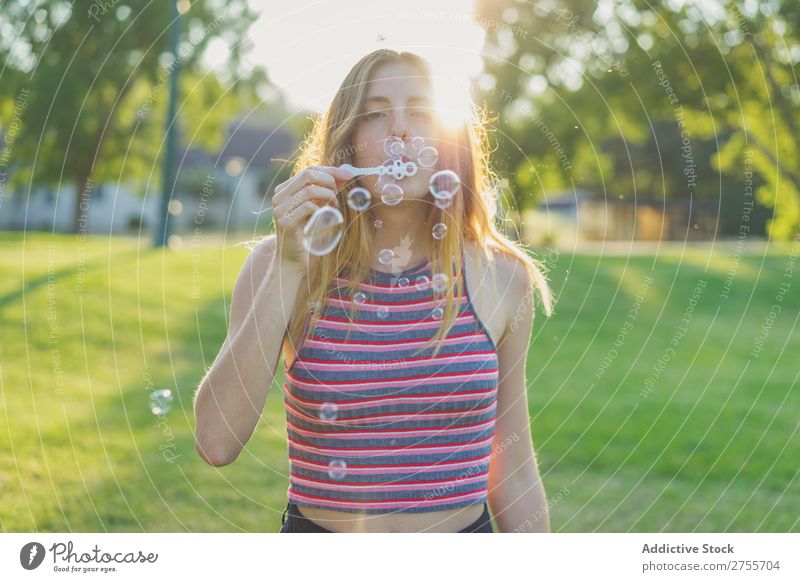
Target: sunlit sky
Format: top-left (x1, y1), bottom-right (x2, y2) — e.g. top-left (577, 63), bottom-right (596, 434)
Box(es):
top-left (213, 0), bottom-right (487, 112)
top-left (200, 0), bottom-right (727, 115)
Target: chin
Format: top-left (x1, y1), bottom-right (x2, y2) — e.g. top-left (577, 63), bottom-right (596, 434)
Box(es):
top-left (399, 174), bottom-right (430, 199)
top-left (360, 176), bottom-right (429, 201)
top-left (399, 187), bottom-right (429, 200)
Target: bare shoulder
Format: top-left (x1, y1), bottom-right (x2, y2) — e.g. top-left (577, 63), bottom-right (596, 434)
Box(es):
top-left (465, 240), bottom-right (532, 299)
top-left (493, 247), bottom-right (536, 339)
top-left (462, 241), bottom-right (534, 347)
top-left (494, 246), bottom-right (533, 294)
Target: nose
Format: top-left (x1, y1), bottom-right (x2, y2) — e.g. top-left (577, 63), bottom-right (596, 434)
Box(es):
top-left (388, 108), bottom-right (410, 140)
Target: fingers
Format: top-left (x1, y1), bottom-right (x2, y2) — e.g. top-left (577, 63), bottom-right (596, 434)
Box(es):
top-left (274, 166), bottom-right (353, 203)
top-left (318, 165), bottom-right (355, 183)
top-left (272, 184), bottom-right (338, 226)
top-left (275, 200), bottom-right (323, 231)
top-left (273, 168), bottom-right (325, 202)
top-left (269, 165), bottom-right (354, 264)
top-left (283, 184), bottom-right (338, 212)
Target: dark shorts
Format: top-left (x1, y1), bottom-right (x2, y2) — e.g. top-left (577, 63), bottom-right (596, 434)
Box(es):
top-left (279, 502), bottom-right (494, 533)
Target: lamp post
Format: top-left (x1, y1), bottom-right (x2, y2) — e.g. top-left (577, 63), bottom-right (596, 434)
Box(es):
top-left (153, 0), bottom-right (181, 247)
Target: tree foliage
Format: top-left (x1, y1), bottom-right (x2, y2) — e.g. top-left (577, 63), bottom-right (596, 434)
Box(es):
top-left (0, 0), bottom-right (259, 231)
top-left (475, 0), bottom-right (799, 240)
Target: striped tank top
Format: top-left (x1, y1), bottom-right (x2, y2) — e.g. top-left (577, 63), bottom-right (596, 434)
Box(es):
top-left (283, 246), bottom-right (499, 514)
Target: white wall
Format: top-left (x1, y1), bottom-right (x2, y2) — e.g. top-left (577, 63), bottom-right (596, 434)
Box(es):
top-left (0, 170), bottom-right (270, 234)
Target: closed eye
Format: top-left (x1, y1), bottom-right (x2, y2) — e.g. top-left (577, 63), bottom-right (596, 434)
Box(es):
top-left (365, 110), bottom-right (388, 120)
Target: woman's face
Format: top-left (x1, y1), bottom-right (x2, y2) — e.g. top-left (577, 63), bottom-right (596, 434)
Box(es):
top-left (351, 61), bottom-right (438, 201)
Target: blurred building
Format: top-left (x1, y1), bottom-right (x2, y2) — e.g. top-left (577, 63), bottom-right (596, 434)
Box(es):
top-left (0, 116), bottom-right (295, 234)
top-left (521, 189), bottom-right (720, 246)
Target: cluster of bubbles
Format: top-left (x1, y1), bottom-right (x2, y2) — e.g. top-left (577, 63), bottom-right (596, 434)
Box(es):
top-left (383, 136), bottom-right (438, 168)
top-left (301, 136), bottom-right (461, 257)
top-left (375, 136), bottom-right (448, 209)
top-left (299, 136), bottom-right (459, 327)
top-left (346, 268), bottom-right (450, 321)
top-left (149, 389), bottom-right (173, 415)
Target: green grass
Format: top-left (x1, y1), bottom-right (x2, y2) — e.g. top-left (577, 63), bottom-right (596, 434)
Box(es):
top-left (0, 232), bottom-right (797, 532)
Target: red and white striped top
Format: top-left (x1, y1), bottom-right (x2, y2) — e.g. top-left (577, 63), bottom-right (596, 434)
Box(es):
top-left (283, 248), bottom-right (499, 514)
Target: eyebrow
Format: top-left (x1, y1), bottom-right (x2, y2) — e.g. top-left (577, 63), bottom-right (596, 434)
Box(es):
top-left (364, 95), bottom-right (431, 105)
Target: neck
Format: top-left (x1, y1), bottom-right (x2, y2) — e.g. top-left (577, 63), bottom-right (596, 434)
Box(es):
top-left (369, 200), bottom-right (431, 274)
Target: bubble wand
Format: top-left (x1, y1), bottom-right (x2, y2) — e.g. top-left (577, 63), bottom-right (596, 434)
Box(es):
top-left (339, 158), bottom-right (418, 180)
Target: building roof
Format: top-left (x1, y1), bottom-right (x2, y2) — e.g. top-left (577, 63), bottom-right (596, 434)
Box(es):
top-left (178, 117), bottom-right (295, 172)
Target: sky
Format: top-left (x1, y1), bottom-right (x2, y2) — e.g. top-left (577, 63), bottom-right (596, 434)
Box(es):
top-left (209, 0), bottom-right (488, 113)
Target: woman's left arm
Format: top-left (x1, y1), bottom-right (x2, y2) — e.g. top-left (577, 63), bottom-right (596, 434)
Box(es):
top-left (487, 261), bottom-right (550, 533)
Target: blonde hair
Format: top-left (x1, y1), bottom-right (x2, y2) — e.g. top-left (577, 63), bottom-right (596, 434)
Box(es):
top-left (263, 49), bottom-right (554, 358)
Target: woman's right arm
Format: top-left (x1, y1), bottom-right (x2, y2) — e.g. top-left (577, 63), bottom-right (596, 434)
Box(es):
top-left (193, 165), bottom-right (352, 466)
top-left (193, 236), bottom-right (305, 466)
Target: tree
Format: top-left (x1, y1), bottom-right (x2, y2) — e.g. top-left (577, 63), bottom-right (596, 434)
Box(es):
top-left (475, 0), bottom-right (798, 240)
top-left (0, 0), bottom-right (257, 232)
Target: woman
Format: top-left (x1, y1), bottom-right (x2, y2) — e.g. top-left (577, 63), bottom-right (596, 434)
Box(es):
top-left (193, 49), bottom-right (555, 533)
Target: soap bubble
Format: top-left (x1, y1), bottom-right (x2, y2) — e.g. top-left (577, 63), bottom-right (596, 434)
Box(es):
top-left (377, 305), bottom-right (389, 319)
top-left (347, 187), bottom-right (371, 211)
top-left (149, 389), bottom-right (173, 415)
top-left (374, 219), bottom-right (383, 228)
top-left (381, 183), bottom-right (403, 206)
top-left (328, 459), bottom-right (348, 480)
top-left (417, 146), bottom-right (439, 168)
top-left (429, 170), bottom-right (461, 200)
top-left (353, 291), bottom-right (367, 304)
top-left (432, 272), bottom-right (450, 293)
top-left (432, 223), bottom-right (448, 240)
top-left (406, 135), bottom-right (425, 158)
top-left (320, 402), bottom-right (338, 421)
top-left (414, 275), bottom-right (431, 291)
top-left (384, 136), bottom-right (405, 158)
top-left (389, 141), bottom-right (405, 158)
top-left (302, 206), bottom-right (344, 256)
top-left (432, 306), bottom-right (444, 319)
top-left (378, 248), bottom-right (395, 265)
top-left (397, 277), bottom-right (409, 287)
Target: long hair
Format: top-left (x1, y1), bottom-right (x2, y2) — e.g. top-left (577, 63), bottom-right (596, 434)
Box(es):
top-left (268, 49), bottom-right (555, 358)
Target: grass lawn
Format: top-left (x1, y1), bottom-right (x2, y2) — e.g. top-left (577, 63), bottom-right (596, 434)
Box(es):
top-left (0, 231), bottom-right (797, 532)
